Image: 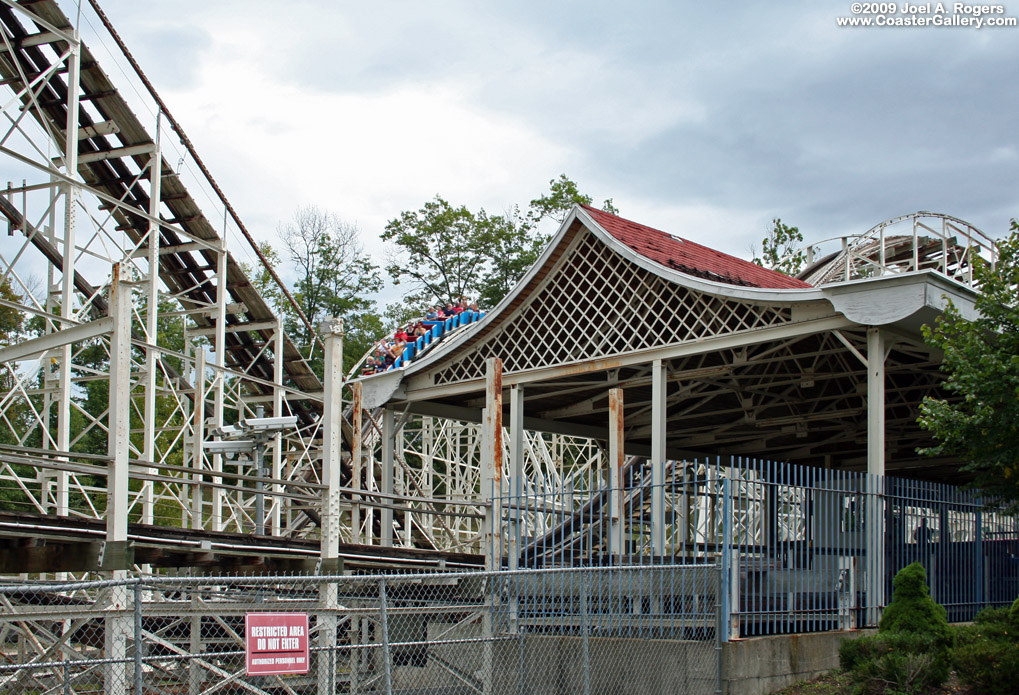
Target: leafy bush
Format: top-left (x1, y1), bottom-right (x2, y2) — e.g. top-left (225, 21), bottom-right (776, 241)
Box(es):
top-left (952, 597), bottom-right (1019, 694)
top-left (839, 632), bottom-right (950, 695)
top-left (840, 563), bottom-right (951, 694)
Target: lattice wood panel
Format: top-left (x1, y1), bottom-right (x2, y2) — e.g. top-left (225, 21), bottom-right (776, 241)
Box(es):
top-left (434, 230), bottom-right (793, 384)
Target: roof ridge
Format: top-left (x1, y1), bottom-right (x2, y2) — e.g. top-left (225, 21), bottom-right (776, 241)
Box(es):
top-left (580, 205), bottom-right (812, 290)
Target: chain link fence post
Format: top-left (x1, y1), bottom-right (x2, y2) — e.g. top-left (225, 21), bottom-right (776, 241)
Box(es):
top-left (349, 614), bottom-right (361, 695)
top-left (188, 581), bottom-right (203, 695)
top-left (318, 574), bottom-right (339, 695)
top-left (715, 567), bottom-right (724, 695)
top-left (481, 570), bottom-right (499, 695)
top-left (581, 571), bottom-right (591, 695)
top-left (105, 579), bottom-right (131, 693)
top-left (133, 580), bottom-right (144, 694)
top-left (379, 577), bottom-right (393, 695)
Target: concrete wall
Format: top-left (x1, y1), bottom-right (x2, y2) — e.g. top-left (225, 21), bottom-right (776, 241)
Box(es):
top-left (405, 623), bottom-right (868, 695)
top-left (722, 630), bottom-right (870, 695)
top-left (492, 635), bottom-right (718, 695)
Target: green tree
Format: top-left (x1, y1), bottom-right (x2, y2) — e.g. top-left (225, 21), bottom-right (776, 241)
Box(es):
top-left (527, 173), bottom-right (618, 226)
top-left (918, 220), bottom-right (1019, 510)
top-left (0, 278), bottom-right (23, 344)
top-left (752, 218), bottom-right (811, 276)
top-left (382, 196), bottom-right (497, 306)
top-left (476, 207), bottom-right (543, 309)
top-left (278, 206), bottom-right (383, 351)
top-left (384, 175), bottom-right (617, 310)
top-left (243, 241), bottom-right (288, 319)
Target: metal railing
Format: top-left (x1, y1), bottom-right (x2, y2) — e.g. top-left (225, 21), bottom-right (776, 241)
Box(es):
top-left (494, 456), bottom-right (1019, 637)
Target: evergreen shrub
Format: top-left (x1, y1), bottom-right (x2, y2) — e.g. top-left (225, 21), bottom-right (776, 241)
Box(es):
top-left (953, 599), bottom-right (1019, 695)
top-left (838, 562), bottom-right (951, 694)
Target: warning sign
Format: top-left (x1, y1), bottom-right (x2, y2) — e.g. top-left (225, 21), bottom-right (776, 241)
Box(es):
top-left (245, 613), bottom-right (310, 676)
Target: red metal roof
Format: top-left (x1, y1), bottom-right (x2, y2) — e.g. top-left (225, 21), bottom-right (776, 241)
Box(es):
top-left (582, 206), bottom-right (813, 290)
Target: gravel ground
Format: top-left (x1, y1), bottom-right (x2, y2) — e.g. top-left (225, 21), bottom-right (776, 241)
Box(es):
top-left (771, 670), bottom-right (974, 695)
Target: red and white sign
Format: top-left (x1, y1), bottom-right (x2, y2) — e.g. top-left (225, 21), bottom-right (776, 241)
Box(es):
top-left (245, 613), bottom-right (310, 676)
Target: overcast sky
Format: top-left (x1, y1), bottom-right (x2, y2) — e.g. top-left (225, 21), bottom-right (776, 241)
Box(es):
top-left (72, 0), bottom-right (1019, 300)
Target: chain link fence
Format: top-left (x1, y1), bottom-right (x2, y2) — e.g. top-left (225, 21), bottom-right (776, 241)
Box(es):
top-left (0, 565), bottom-right (720, 695)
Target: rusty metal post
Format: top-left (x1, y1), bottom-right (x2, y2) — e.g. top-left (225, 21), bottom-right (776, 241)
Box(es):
top-left (608, 388), bottom-right (625, 560)
top-left (482, 357), bottom-right (503, 569)
top-left (481, 359), bottom-right (503, 695)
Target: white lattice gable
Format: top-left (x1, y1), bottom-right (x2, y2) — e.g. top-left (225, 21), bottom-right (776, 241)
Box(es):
top-left (402, 210), bottom-right (827, 393)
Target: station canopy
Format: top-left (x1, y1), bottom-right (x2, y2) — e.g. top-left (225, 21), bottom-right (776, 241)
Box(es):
top-left (360, 206), bottom-right (986, 480)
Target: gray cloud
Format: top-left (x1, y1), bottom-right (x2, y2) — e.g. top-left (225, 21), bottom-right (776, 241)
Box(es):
top-left (96, 0), bottom-right (1018, 247)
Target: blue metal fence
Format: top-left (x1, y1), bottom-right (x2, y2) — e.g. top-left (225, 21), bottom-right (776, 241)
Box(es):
top-left (494, 456), bottom-right (1019, 637)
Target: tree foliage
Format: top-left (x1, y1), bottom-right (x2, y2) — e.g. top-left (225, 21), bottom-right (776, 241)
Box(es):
top-left (918, 220), bottom-right (1019, 511)
top-left (277, 206), bottom-right (382, 352)
top-left (243, 207), bottom-right (384, 374)
top-left (527, 173), bottom-right (617, 226)
top-left (381, 196), bottom-right (498, 307)
top-left (752, 218), bottom-right (810, 276)
top-left (383, 174), bottom-right (616, 310)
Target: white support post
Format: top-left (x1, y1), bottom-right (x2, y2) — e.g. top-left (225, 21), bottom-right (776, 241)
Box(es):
top-left (318, 318), bottom-right (343, 695)
top-left (482, 358), bottom-right (503, 570)
top-left (381, 408), bottom-right (395, 547)
top-left (211, 243), bottom-right (227, 532)
top-left (191, 349), bottom-right (206, 530)
top-left (42, 176), bottom-right (59, 515)
top-left (141, 118), bottom-right (161, 526)
top-left (396, 452), bottom-right (408, 547)
top-left (180, 329), bottom-right (191, 527)
top-left (866, 326), bottom-right (886, 626)
top-left (106, 262), bottom-right (131, 693)
top-left (271, 317), bottom-right (284, 535)
top-left (508, 385), bottom-right (524, 634)
top-left (319, 318), bottom-right (344, 561)
top-left (55, 33), bottom-right (82, 518)
top-left (350, 381), bottom-right (363, 545)
top-left (508, 385), bottom-right (524, 572)
top-left (422, 415), bottom-right (433, 541)
top-left (107, 272), bottom-right (131, 545)
top-left (651, 359), bottom-right (667, 559)
top-left (608, 388), bottom-right (625, 560)
top-left (866, 327), bottom-right (886, 477)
